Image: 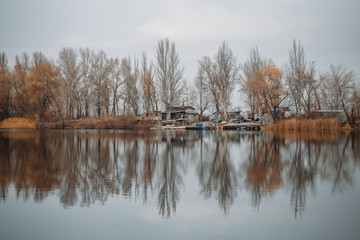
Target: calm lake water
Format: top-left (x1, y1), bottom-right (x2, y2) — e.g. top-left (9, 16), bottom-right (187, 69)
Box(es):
top-left (1, 129), bottom-right (360, 240)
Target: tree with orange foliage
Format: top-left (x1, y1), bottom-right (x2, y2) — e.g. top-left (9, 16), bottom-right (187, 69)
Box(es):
top-left (12, 53), bottom-right (31, 117)
top-left (12, 52), bottom-right (63, 121)
top-left (243, 59), bottom-right (287, 122)
top-left (26, 56), bottom-right (63, 120)
top-left (0, 52), bottom-right (12, 120)
top-left (262, 65), bottom-right (288, 121)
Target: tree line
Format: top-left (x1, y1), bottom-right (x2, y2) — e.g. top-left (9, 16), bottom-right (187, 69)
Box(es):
top-left (0, 39), bottom-right (359, 125)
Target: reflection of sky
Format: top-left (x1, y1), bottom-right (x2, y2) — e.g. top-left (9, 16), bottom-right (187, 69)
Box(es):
top-left (2, 173), bottom-right (360, 240)
top-left (1, 130), bottom-right (360, 239)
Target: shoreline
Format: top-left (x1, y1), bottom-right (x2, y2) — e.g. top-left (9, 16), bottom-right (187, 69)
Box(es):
top-left (1, 117), bottom-right (359, 132)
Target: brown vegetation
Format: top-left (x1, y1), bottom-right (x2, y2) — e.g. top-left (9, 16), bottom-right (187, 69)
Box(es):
top-left (266, 118), bottom-right (341, 131)
top-left (0, 118), bottom-right (38, 129)
top-left (39, 115), bottom-right (156, 130)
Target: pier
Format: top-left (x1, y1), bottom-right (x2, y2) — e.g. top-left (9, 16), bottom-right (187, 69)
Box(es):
top-left (220, 122), bottom-right (261, 131)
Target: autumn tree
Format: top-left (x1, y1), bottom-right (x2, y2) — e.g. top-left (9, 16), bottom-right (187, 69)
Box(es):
top-left (261, 65), bottom-right (288, 121)
top-left (12, 53), bottom-right (31, 117)
top-left (140, 52), bottom-right (158, 113)
top-left (156, 38), bottom-right (185, 119)
top-left (28, 52), bottom-right (63, 120)
top-left (11, 52), bottom-right (63, 120)
top-left (0, 52), bottom-right (12, 119)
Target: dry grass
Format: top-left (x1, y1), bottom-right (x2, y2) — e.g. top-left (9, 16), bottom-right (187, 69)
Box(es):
top-left (0, 118), bottom-right (38, 129)
top-left (266, 118), bottom-right (341, 131)
top-left (40, 115), bottom-right (157, 130)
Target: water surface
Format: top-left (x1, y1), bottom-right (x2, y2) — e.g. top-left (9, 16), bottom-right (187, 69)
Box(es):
top-left (1, 130), bottom-right (359, 239)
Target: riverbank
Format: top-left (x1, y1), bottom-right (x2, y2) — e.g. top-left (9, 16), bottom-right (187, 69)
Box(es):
top-left (0, 116), bottom-right (156, 130)
top-left (1, 117), bottom-right (359, 132)
top-left (265, 118), bottom-right (351, 131)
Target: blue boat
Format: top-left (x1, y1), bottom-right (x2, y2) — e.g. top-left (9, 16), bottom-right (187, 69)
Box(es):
top-left (185, 123), bottom-right (210, 130)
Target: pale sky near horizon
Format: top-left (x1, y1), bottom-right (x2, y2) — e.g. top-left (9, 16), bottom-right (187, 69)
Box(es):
top-left (1, 0), bottom-right (359, 109)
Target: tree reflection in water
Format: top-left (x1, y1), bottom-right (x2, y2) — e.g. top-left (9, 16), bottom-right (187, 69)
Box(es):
top-left (242, 133), bottom-right (285, 209)
top-left (0, 130), bottom-right (359, 218)
top-left (199, 132), bottom-right (237, 214)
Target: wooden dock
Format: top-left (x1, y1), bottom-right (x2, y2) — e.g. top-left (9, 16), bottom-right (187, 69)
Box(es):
top-left (221, 122), bottom-right (261, 131)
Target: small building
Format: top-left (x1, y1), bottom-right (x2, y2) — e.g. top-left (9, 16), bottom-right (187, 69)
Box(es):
top-left (210, 111), bottom-right (243, 122)
top-left (210, 112), bottom-right (223, 123)
top-left (142, 111), bottom-right (162, 122)
top-left (162, 106), bottom-right (198, 121)
top-left (279, 107), bottom-right (292, 118)
top-left (312, 110), bottom-right (347, 123)
top-left (227, 111), bottom-right (242, 121)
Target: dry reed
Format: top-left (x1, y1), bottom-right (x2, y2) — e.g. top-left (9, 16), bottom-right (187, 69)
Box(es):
top-left (266, 118), bottom-right (341, 131)
top-left (0, 118), bottom-right (38, 129)
top-left (41, 115), bottom-right (156, 129)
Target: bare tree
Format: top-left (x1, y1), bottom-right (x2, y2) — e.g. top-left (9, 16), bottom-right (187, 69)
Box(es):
top-left (0, 52), bottom-right (8, 69)
top-left (58, 47), bottom-right (79, 118)
top-left (300, 62), bottom-right (321, 114)
top-left (79, 48), bottom-right (92, 117)
top-left (195, 68), bottom-right (211, 120)
top-left (198, 42), bottom-right (239, 120)
top-left (350, 84), bottom-right (360, 123)
top-left (198, 56), bottom-right (221, 114)
top-left (121, 56), bottom-right (141, 115)
top-left (108, 57), bottom-right (123, 115)
top-left (285, 40), bottom-right (318, 117)
top-left (240, 47), bottom-right (265, 117)
top-left (140, 52), bottom-right (158, 113)
top-left (182, 81), bottom-right (197, 107)
top-left (320, 64), bottom-right (356, 125)
top-left (90, 50), bottom-right (110, 116)
top-left (214, 41), bottom-right (239, 120)
top-left (156, 38), bottom-right (185, 119)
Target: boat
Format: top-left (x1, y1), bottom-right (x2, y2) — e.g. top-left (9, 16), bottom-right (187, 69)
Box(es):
top-left (185, 123), bottom-right (210, 130)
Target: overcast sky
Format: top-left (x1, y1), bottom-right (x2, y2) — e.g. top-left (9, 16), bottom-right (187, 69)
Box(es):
top-left (1, 0), bottom-right (359, 107)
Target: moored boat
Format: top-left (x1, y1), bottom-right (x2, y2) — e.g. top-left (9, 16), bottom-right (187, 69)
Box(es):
top-left (185, 123), bottom-right (210, 130)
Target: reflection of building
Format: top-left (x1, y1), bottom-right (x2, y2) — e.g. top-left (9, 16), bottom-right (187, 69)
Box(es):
top-left (162, 106), bottom-right (198, 121)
